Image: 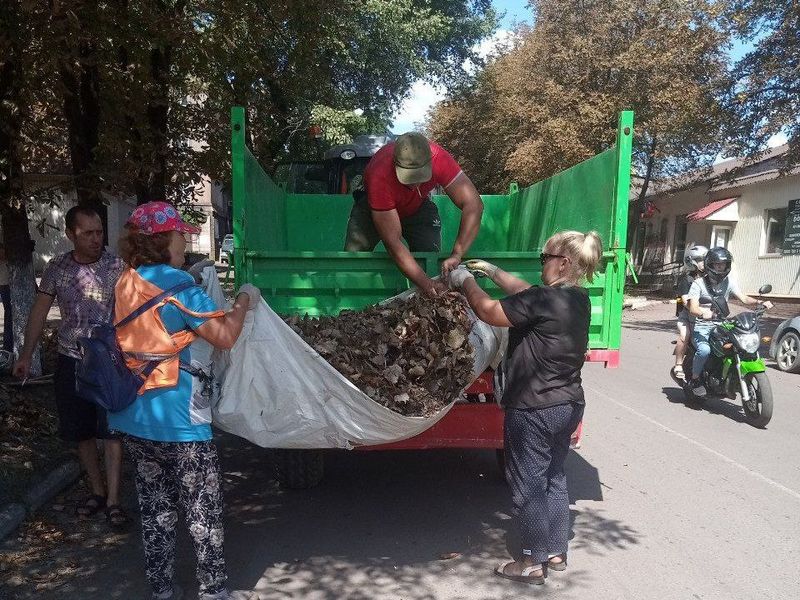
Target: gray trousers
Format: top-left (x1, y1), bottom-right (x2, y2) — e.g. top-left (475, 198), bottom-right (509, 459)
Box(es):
top-left (344, 190), bottom-right (442, 252)
top-left (504, 403), bottom-right (584, 563)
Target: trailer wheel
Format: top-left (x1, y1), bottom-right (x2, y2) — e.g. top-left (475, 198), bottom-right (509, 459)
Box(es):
top-left (273, 449), bottom-right (324, 489)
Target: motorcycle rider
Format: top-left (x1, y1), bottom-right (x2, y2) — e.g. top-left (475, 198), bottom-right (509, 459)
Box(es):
top-left (672, 245), bottom-right (707, 383)
top-left (686, 247), bottom-right (772, 397)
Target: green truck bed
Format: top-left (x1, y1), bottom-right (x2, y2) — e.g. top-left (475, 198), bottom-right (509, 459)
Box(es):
top-left (231, 107), bottom-right (633, 356)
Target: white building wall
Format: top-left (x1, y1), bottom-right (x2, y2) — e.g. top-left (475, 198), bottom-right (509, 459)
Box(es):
top-left (727, 175), bottom-right (800, 296)
top-left (187, 177), bottom-right (231, 261)
top-left (106, 195), bottom-right (138, 253)
top-left (648, 175), bottom-right (800, 296)
top-left (647, 187), bottom-right (714, 263)
top-left (28, 190), bottom-right (76, 271)
top-left (25, 177), bottom-right (136, 272)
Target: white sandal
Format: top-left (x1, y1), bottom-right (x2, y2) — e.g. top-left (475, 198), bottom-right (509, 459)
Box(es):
top-left (494, 560), bottom-right (546, 585)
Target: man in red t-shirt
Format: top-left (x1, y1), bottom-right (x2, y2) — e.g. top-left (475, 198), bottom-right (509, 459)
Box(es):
top-left (344, 132), bottom-right (483, 296)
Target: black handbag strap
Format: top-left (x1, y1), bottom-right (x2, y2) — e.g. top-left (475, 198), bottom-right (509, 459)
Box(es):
top-left (704, 278), bottom-right (729, 318)
top-left (115, 280), bottom-right (195, 329)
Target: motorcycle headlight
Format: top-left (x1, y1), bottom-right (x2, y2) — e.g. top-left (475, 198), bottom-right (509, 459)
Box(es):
top-left (737, 332), bottom-right (760, 353)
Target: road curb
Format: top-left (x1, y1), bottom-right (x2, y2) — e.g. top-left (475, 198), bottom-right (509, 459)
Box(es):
top-left (0, 460), bottom-right (81, 542)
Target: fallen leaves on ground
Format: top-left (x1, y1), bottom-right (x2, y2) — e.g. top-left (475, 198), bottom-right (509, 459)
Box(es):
top-left (0, 328), bottom-right (66, 506)
top-left (286, 292), bottom-right (475, 417)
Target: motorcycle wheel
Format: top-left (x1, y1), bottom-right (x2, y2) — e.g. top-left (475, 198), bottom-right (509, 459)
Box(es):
top-left (741, 372), bottom-right (773, 429)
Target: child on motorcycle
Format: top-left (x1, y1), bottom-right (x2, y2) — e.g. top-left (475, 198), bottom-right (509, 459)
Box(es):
top-left (686, 247), bottom-right (772, 397)
top-left (672, 245), bottom-right (707, 383)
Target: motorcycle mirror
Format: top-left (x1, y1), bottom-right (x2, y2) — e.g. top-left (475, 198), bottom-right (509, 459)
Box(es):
top-left (758, 284), bottom-right (772, 295)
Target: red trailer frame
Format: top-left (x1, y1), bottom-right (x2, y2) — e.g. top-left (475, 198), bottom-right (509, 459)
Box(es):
top-left (359, 350), bottom-right (618, 451)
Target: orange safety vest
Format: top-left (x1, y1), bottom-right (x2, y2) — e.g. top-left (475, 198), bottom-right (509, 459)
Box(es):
top-left (114, 268), bottom-right (225, 393)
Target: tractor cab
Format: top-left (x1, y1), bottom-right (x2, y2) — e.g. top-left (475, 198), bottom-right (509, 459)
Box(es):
top-left (273, 134), bottom-right (393, 195)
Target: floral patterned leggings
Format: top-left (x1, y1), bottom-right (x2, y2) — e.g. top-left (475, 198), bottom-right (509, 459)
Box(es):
top-left (124, 436), bottom-right (227, 598)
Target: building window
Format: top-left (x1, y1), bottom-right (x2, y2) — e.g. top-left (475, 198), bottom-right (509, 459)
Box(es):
top-left (763, 208), bottom-right (787, 255)
top-left (673, 215), bottom-right (688, 263)
top-left (711, 225), bottom-right (732, 249)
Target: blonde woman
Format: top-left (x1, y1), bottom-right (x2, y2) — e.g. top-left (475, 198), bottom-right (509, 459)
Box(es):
top-left (449, 230), bottom-right (603, 585)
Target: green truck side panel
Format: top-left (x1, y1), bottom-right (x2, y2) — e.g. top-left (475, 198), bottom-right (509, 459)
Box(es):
top-left (231, 107), bottom-right (634, 352)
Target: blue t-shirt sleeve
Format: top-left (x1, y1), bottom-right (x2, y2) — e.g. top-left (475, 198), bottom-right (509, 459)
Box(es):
top-left (172, 272), bottom-right (219, 331)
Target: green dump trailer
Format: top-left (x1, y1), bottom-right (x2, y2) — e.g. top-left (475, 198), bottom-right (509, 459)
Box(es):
top-left (231, 106), bottom-right (633, 486)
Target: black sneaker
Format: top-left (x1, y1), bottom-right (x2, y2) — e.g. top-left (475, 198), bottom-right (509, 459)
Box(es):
top-left (689, 380), bottom-right (707, 398)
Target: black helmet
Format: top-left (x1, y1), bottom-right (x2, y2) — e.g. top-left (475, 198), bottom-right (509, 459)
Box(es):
top-left (705, 246), bottom-right (732, 286)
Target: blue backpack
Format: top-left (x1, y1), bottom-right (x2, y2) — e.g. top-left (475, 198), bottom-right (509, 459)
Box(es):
top-left (76, 280), bottom-right (195, 412)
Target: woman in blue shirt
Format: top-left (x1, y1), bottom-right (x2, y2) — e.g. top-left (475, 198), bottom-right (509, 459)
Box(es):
top-left (113, 202), bottom-right (260, 600)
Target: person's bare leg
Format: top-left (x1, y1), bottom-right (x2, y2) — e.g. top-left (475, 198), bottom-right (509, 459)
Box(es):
top-left (104, 439), bottom-right (123, 506)
top-left (675, 337), bottom-right (686, 366)
top-left (77, 439), bottom-right (106, 498)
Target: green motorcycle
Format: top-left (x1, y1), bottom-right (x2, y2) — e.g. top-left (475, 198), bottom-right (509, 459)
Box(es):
top-left (683, 285), bottom-right (773, 428)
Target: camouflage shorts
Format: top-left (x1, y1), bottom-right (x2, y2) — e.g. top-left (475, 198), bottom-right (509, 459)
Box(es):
top-left (344, 191), bottom-right (442, 252)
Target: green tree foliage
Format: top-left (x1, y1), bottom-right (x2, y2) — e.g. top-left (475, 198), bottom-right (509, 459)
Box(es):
top-left (2, 0), bottom-right (495, 359)
top-left (6, 0), bottom-right (496, 208)
top-left (194, 0), bottom-right (497, 182)
top-left (726, 0), bottom-right (800, 166)
top-left (428, 0), bottom-right (734, 203)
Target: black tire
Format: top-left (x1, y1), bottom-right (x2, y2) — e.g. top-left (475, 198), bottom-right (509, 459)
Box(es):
top-left (741, 372), bottom-right (773, 429)
top-left (775, 331), bottom-right (800, 373)
top-left (273, 449), bottom-right (324, 489)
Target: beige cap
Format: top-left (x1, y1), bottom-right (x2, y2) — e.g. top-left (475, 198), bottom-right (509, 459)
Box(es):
top-left (393, 132), bottom-right (433, 185)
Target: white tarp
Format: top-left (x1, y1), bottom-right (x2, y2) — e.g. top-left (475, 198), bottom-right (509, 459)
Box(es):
top-left (201, 269), bottom-right (505, 449)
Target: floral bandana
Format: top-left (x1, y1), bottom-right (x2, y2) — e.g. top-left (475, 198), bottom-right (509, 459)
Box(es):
top-left (128, 201), bottom-right (201, 235)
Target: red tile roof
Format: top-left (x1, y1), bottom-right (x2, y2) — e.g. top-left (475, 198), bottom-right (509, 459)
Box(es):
top-left (687, 197), bottom-right (737, 222)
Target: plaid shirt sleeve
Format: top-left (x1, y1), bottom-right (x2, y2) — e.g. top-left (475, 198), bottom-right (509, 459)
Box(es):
top-left (38, 257), bottom-right (60, 296)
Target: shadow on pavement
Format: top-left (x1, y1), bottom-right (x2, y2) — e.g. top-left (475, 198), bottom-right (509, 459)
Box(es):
top-left (214, 434), bottom-right (636, 599)
top-left (661, 386), bottom-right (748, 424)
top-left (13, 432), bottom-right (638, 600)
top-left (621, 319), bottom-right (677, 334)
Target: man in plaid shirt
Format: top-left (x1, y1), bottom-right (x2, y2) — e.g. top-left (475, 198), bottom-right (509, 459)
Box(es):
top-left (14, 206), bottom-right (128, 527)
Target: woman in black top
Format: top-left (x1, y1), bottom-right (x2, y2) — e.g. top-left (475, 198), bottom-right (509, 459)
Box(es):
top-left (449, 230), bottom-right (602, 585)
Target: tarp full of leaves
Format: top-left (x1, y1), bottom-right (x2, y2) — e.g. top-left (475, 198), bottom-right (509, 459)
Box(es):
top-left (285, 292), bottom-right (475, 417)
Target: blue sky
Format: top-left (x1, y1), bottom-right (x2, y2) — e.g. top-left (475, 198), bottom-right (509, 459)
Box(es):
top-left (391, 0), bottom-right (531, 133)
top-left (391, 1), bottom-right (769, 138)
top-left (494, 0), bottom-right (533, 28)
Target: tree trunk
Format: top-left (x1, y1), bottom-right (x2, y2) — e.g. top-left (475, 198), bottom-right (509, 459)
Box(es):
top-left (51, 2), bottom-right (107, 229)
top-left (143, 45), bottom-right (171, 204)
top-left (629, 136), bottom-right (658, 266)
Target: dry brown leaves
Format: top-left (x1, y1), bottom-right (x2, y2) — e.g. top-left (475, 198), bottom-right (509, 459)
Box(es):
top-left (0, 327), bottom-right (64, 505)
top-left (285, 292), bottom-right (475, 417)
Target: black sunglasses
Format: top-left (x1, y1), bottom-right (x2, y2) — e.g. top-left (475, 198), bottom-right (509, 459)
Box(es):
top-left (540, 252), bottom-right (568, 266)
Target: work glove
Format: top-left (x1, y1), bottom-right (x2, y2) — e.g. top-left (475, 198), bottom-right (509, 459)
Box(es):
top-left (464, 259), bottom-right (498, 279)
top-left (237, 283), bottom-right (262, 310)
top-left (448, 265), bottom-right (475, 289)
top-left (187, 259), bottom-right (216, 282)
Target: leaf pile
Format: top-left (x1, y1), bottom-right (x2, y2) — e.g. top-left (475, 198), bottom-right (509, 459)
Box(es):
top-left (285, 292), bottom-right (475, 417)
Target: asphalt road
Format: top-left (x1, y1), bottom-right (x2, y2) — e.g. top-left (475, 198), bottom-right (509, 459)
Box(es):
top-left (5, 302), bottom-right (800, 600)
